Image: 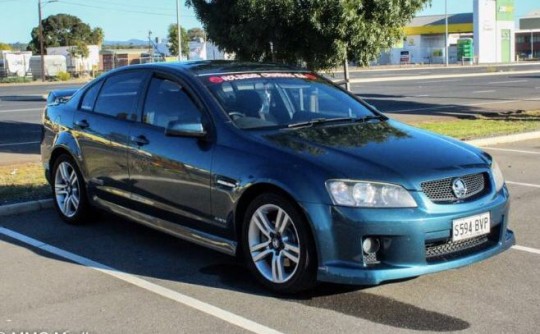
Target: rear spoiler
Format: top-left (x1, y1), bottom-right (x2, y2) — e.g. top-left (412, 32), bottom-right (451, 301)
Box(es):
top-left (47, 89), bottom-right (79, 106)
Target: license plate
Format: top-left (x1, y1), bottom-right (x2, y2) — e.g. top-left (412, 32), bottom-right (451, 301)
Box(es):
top-left (452, 212), bottom-right (491, 242)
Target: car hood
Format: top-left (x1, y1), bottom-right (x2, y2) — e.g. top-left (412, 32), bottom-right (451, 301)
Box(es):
top-left (260, 120), bottom-right (488, 190)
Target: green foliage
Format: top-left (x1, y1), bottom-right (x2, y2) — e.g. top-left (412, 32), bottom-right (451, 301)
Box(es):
top-left (167, 25), bottom-right (190, 58)
top-left (56, 71), bottom-right (71, 81)
top-left (69, 41), bottom-right (90, 58)
top-left (0, 42), bottom-right (11, 51)
top-left (28, 14), bottom-right (104, 54)
top-left (186, 0), bottom-right (430, 70)
top-left (0, 77), bottom-right (32, 84)
top-left (187, 27), bottom-right (206, 41)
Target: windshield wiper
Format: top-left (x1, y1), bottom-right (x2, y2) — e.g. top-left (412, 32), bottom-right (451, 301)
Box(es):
top-left (287, 115), bottom-right (386, 129)
top-left (287, 117), bottom-right (357, 129)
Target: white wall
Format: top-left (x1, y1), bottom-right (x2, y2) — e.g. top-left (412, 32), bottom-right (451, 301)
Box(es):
top-left (474, 0), bottom-right (515, 63)
top-left (47, 45), bottom-right (100, 72)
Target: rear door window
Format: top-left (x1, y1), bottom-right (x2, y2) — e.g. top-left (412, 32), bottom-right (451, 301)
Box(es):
top-left (94, 71), bottom-right (147, 120)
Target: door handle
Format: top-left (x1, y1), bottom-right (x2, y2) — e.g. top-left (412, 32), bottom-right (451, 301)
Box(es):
top-left (74, 119), bottom-right (89, 129)
top-left (130, 135), bottom-right (149, 146)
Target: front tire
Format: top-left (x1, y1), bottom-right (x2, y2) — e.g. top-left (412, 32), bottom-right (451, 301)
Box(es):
top-left (242, 193), bottom-right (317, 293)
top-left (52, 154), bottom-right (90, 225)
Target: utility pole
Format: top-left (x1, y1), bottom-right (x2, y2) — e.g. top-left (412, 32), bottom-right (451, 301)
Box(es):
top-left (38, 0), bottom-right (45, 81)
top-left (176, 0), bottom-right (182, 61)
top-left (37, 0), bottom-right (57, 82)
top-left (444, 0), bottom-right (449, 67)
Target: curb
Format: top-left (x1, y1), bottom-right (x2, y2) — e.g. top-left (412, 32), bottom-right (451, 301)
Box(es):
top-left (465, 131), bottom-right (540, 147)
top-left (1, 94), bottom-right (47, 102)
top-left (0, 199), bottom-right (53, 217)
top-left (0, 131), bottom-right (539, 217)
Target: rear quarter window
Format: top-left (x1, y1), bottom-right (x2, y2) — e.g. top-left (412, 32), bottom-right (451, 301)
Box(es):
top-left (80, 81), bottom-right (103, 112)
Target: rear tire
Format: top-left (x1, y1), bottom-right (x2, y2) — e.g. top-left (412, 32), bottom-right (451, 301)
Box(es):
top-left (242, 193), bottom-right (317, 293)
top-left (51, 154), bottom-right (91, 225)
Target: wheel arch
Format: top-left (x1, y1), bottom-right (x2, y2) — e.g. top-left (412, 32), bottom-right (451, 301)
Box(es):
top-left (46, 131), bottom-right (85, 182)
top-left (233, 183), bottom-right (319, 265)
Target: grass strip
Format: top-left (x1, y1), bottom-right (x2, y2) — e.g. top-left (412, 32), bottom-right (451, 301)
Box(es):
top-left (0, 163), bottom-right (51, 205)
top-left (410, 111), bottom-right (540, 140)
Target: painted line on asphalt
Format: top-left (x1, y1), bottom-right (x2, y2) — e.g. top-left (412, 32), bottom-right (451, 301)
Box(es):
top-left (0, 141), bottom-right (40, 147)
top-left (386, 98), bottom-right (520, 113)
top-left (488, 80), bottom-right (528, 84)
top-left (0, 107), bottom-right (42, 113)
top-left (472, 90), bottom-right (496, 94)
top-left (410, 94), bottom-right (430, 97)
top-left (0, 227), bottom-right (283, 334)
top-left (421, 79), bottom-right (462, 83)
top-left (483, 147), bottom-right (540, 155)
top-left (512, 245), bottom-right (540, 256)
top-left (506, 181), bottom-right (540, 189)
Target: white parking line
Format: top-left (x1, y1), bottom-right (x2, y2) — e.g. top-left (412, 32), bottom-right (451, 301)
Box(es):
top-left (506, 181), bottom-right (540, 189)
top-left (421, 79), bottom-right (462, 84)
top-left (0, 108), bottom-right (42, 113)
top-left (512, 245), bottom-right (540, 255)
top-left (483, 147), bottom-right (540, 155)
top-left (472, 90), bottom-right (496, 94)
top-left (0, 141), bottom-right (40, 147)
top-left (0, 227), bottom-right (283, 334)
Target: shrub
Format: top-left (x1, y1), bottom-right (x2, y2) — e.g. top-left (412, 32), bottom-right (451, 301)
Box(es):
top-left (56, 71), bottom-right (71, 81)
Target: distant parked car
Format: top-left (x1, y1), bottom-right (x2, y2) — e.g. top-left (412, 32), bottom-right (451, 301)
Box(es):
top-left (41, 61), bottom-right (515, 293)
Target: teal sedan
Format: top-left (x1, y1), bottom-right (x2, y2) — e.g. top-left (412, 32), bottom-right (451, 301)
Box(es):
top-left (41, 61), bottom-right (515, 293)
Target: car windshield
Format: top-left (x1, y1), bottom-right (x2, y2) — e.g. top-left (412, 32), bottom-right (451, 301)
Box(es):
top-left (202, 72), bottom-right (377, 129)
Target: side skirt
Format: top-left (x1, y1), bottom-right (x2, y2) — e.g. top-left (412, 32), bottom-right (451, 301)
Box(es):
top-left (93, 196), bottom-right (237, 256)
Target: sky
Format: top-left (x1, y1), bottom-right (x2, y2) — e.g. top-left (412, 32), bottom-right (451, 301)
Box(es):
top-left (0, 0), bottom-right (538, 44)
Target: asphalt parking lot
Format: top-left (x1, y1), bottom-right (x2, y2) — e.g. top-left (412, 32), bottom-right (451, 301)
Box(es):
top-left (0, 138), bottom-right (539, 334)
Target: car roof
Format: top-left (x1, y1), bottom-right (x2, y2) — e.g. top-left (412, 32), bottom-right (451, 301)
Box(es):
top-left (138, 60), bottom-right (307, 76)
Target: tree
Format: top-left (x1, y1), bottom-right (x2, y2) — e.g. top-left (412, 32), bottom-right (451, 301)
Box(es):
top-left (167, 24), bottom-right (190, 58)
top-left (186, 0), bottom-right (430, 70)
top-left (69, 41), bottom-right (90, 58)
top-left (0, 43), bottom-right (11, 51)
top-left (187, 27), bottom-right (206, 41)
top-left (27, 14), bottom-right (104, 54)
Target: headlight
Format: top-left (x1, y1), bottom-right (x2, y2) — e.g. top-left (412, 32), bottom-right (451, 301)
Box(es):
top-left (491, 159), bottom-right (505, 192)
top-left (326, 180), bottom-right (417, 208)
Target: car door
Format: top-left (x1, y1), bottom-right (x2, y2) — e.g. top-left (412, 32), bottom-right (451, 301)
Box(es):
top-left (127, 73), bottom-right (215, 230)
top-left (73, 69), bottom-right (149, 205)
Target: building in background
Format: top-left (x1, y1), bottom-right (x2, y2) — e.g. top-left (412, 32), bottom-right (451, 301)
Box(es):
top-left (474, 0), bottom-right (515, 63)
top-left (377, 13), bottom-right (473, 65)
top-left (29, 55), bottom-right (67, 79)
top-left (188, 38), bottom-right (230, 61)
top-left (100, 49), bottom-right (150, 71)
top-left (47, 45), bottom-right (100, 76)
top-left (0, 51), bottom-right (32, 77)
top-left (376, 0), bottom-right (516, 65)
top-left (515, 9), bottom-right (540, 59)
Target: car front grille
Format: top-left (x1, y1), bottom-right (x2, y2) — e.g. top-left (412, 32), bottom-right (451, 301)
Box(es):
top-left (425, 225), bottom-right (500, 263)
top-left (421, 173), bottom-right (488, 203)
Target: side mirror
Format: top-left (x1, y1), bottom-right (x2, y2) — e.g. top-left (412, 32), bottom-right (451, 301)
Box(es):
top-left (165, 120), bottom-right (207, 138)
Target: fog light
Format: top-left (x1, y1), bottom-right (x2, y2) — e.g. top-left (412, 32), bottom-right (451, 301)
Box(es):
top-left (362, 237), bottom-right (381, 255)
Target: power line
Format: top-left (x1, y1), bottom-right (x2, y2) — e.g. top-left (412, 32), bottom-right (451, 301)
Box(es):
top-left (65, 0), bottom-right (176, 12)
top-left (56, 1), bottom-right (196, 18)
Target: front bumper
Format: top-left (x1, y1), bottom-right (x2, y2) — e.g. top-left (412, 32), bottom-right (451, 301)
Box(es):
top-left (302, 187), bottom-right (515, 285)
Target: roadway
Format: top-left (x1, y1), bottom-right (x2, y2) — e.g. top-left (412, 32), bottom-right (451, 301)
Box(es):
top-left (0, 139), bottom-right (539, 333)
top-left (0, 83), bottom-right (82, 165)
